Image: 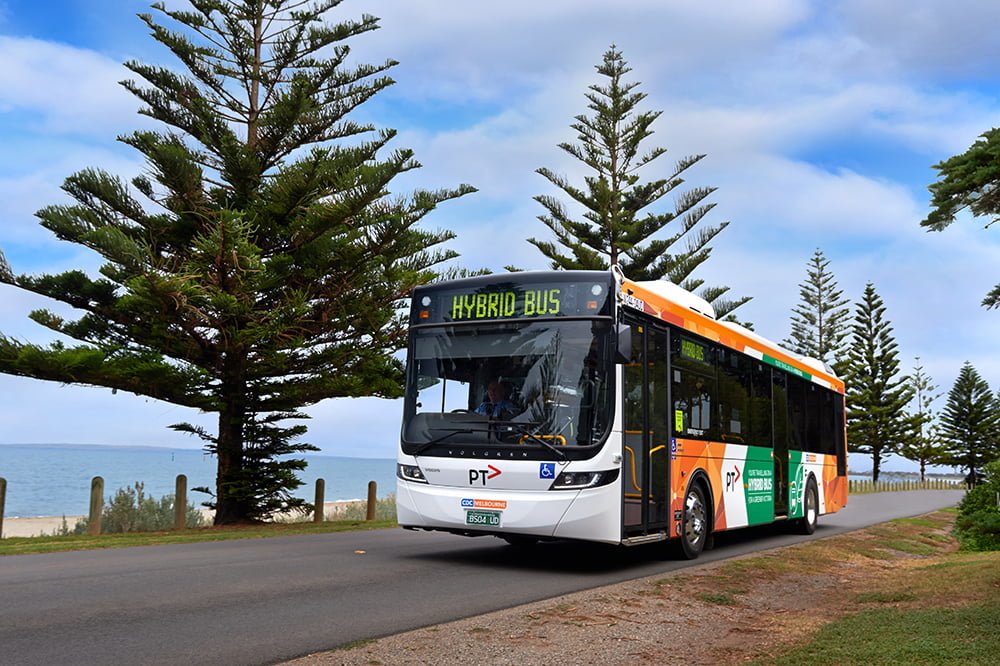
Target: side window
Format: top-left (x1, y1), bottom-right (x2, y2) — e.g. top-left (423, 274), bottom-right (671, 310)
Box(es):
top-left (787, 374), bottom-right (806, 451)
top-left (671, 335), bottom-right (718, 440)
top-left (805, 383), bottom-right (822, 453)
top-left (834, 394), bottom-right (847, 475)
top-left (772, 371), bottom-right (790, 452)
top-left (718, 348), bottom-right (750, 443)
top-left (749, 361), bottom-right (772, 447)
top-left (623, 324), bottom-right (644, 433)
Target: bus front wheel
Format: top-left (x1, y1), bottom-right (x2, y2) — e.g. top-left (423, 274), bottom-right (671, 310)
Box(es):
top-left (680, 482), bottom-right (709, 559)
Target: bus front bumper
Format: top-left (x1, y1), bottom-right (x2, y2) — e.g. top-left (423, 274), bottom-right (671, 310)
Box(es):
top-left (396, 478), bottom-right (623, 544)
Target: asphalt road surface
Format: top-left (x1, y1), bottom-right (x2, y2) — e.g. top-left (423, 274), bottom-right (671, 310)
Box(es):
top-left (0, 490), bottom-right (963, 665)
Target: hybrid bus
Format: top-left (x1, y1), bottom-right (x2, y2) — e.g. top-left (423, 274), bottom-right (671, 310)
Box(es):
top-left (396, 269), bottom-right (847, 558)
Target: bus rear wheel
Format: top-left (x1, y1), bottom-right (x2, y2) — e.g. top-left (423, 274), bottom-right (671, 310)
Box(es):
top-left (680, 482), bottom-right (709, 559)
top-left (796, 478), bottom-right (819, 535)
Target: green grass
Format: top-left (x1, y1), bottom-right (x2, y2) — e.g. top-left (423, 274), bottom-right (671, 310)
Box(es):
top-left (697, 591), bottom-right (738, 605)
top-left (894, 517), bottom-right (939, 528)
top-left (767, 605), bottom-right (1000, 665)
top-left (754, 512), bottom-right (1000, 666)
top-left (0, 519), bottom-right (397, 556)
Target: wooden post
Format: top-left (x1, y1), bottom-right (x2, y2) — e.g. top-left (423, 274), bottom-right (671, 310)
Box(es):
top-left (0, 477), bottom-right (6, 539)
top-left (89, 476), bottom-right (104, 536)
top-left (174, 474), bottom-right (188, 530)
top-left (366, 481), bottom-right (377, 521)
top-left (314, 478), bottom-right (325, 523)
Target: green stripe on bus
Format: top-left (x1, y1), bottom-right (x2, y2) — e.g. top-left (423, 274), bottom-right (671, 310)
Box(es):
top-left (762, 354), bottom-right (812, 381)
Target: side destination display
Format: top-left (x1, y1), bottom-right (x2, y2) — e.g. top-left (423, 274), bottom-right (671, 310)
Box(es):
top-left (411, 276), bottom-right (614, 324)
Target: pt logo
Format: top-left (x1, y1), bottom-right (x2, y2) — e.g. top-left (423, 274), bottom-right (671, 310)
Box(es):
top-left (469, 465), bottom-right (502, 485)
top-left (725, 466), bottom-right (742, 492)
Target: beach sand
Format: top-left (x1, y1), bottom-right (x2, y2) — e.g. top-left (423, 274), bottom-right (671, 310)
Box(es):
top-left (2, 515), bottom-right (86, 538)
top-left (1, 500), bottom-right (368, 538)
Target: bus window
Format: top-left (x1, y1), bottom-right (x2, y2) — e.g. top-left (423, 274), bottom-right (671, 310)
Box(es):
top-left (788, 374), bottom-right (807, 452)
top-left (718, 348), bottom-right (750, 443)
top-left (671, 335), bottom-right (717, 440)
top-left (749, 361), bottom-right (772, 447)
top-left (805, 384), bottom-right (822, 453)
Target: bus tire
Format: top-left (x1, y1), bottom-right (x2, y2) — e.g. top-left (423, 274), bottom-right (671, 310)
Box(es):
top-left (680, 481), bottom-right (709, 559)
top-left (796, 477), bottom-right (819, 535)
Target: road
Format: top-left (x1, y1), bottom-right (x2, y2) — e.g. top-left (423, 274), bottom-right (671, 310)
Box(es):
top-left (0, 490), bottom-right (963, 665)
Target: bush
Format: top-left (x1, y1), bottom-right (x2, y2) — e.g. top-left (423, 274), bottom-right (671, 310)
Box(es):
top-left (955, 460), bottom-right (1000, 551)
top-left (338, 494), bottom-right (396, 521)
top-left (955, 510), bottom-right (1000, 551)
top-left (73, 482), bottom-right (207, 534)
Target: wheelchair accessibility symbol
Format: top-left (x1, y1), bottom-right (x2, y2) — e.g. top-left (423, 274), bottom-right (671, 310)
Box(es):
top-left (539, 463), bottom-right (556, 479)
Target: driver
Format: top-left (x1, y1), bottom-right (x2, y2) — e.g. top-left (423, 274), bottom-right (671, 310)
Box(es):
top-left (475, 380), bottom-right (517, 419)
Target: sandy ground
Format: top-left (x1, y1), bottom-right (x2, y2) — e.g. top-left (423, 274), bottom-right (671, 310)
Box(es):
top-left (287, 510), bottom-right (962, 666)
top-left (0, 500), bottom-right (367, 537)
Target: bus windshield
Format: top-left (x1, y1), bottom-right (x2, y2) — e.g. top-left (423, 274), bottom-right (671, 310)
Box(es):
top-left (402, 320), bottom-right (613, 452)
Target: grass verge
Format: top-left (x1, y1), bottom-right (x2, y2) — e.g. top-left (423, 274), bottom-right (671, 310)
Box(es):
top-left (0, 519), bottom-right (396, 556)
top-left (742, 511), bottom-right (1000, 665)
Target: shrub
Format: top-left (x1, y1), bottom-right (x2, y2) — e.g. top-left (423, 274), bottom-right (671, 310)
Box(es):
top-left (955, 460), bottom-right (1000, 551)
top-left (338, 494), bottom-right (397, 521)
top-left (955, 510), bottom-right (1000, 551)
top-left (73, 482), bottom-right (207, 534)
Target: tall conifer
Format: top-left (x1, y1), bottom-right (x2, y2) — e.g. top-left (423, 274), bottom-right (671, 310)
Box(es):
top-left (938, 362), bottom-right (1000, 483)
top-left (529, 46), bottom-right (749, 318)
top-left (844, 283), bottom-right (914, 482)
top-left (0, 1), bottom-right (473, 523)
top-left (782, 249), bottom-right (850, 370)
top-left (898, 359), bottom-right (946, 481)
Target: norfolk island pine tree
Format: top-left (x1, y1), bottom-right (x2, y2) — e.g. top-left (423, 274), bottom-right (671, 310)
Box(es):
top-left (0, 1), bottom-right (474, 523)
top-left (843, 283), bottom-right (916, 483)
top-left (528, 45), bottom-right (750, 320)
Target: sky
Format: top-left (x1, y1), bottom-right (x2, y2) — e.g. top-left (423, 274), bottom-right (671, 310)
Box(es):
top-left (0, 0), bottom-right (998, 472)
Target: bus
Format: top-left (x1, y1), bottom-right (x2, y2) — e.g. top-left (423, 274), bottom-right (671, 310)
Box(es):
top-left (396, 269), bottom-right (848, 558)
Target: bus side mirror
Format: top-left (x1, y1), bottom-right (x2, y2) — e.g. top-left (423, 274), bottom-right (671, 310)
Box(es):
top-left (615, 324), bottom-right (632, 364)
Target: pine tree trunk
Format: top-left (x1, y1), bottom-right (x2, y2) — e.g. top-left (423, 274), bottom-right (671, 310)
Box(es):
top-left (872, 455), bottom-right (881, 484)
top-left (214, 354), bottom-right (249, 524)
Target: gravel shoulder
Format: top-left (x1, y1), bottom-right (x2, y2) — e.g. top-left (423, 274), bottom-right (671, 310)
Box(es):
top-left (287, 510), bottom-right (961, 665)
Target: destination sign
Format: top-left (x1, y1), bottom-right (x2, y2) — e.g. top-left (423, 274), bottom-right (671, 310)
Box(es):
top-left (412, 276), bottom-right (613, 323)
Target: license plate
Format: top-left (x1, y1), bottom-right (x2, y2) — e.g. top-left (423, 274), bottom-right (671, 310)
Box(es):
top-left (465, 509), bottom-right (501, 527)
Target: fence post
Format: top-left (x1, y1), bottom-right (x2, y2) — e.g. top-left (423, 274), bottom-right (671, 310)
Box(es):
top-left (174, 474), bottom-right (188, 530)
top-left (88, 476), bottom-right (104, 536)
top-left (314, 478), bottom-right (325, 523)
top-left (366, 481), bottom-right (377, 521)
top-left (0, 477), bottom-right (6, 539)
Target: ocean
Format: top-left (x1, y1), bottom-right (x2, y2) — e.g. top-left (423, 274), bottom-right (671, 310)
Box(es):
top-left (0, 444), bottom-right (396, 518)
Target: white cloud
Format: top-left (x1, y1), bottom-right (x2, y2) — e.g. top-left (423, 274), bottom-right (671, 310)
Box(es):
top-left (2, 0), bottom-right (999, 473)
top-left (834, 0), bottom-right (1000, 80)
top-left (0, 35), bottom-right (141, 135)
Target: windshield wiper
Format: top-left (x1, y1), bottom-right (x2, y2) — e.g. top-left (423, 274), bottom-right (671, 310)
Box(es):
top-left (409, 428), bottom-right (475, 456)
top-left (492, 421), bottom-right (568, 461)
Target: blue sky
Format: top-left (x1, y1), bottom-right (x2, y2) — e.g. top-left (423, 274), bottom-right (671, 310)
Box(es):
top-left (1, 1), bottom-right (998, 472)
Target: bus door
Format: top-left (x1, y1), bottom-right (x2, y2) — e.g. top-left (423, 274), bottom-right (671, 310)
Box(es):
top-left (771, 372), bottom-right (790, 516)
top-left (622, 318), bottom-right (670, 535)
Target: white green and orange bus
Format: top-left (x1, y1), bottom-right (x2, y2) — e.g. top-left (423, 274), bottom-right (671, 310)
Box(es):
top-left (396, 269), bottom-right (848, 558)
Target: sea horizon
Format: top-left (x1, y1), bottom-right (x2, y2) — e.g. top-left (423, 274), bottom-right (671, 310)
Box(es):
top-left (0, 442), bottom-right (396, 518)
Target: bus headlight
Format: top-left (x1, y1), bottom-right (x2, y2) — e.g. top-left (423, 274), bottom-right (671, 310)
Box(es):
top-left (397, 463), bottom-right (428, 484)
top-left (549, 469), bottom-right (618, 490)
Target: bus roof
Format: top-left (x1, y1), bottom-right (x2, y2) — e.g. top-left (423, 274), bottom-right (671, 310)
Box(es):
top-left (620, 277), bottom-right (845, 394)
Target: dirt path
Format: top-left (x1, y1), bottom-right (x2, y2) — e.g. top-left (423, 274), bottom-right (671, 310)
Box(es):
top-left (288, 511), bottom-right (963, 665)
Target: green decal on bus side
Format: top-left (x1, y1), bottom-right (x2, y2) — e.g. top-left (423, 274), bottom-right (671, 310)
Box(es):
top-left (744, 451), bottom-right (775, 525)
top-left (675, 410), bottom-right (684, 433)
top-left (762, 354), bottom-right (812, 381)
top-left (787, 450), bottom-right (805, 519)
